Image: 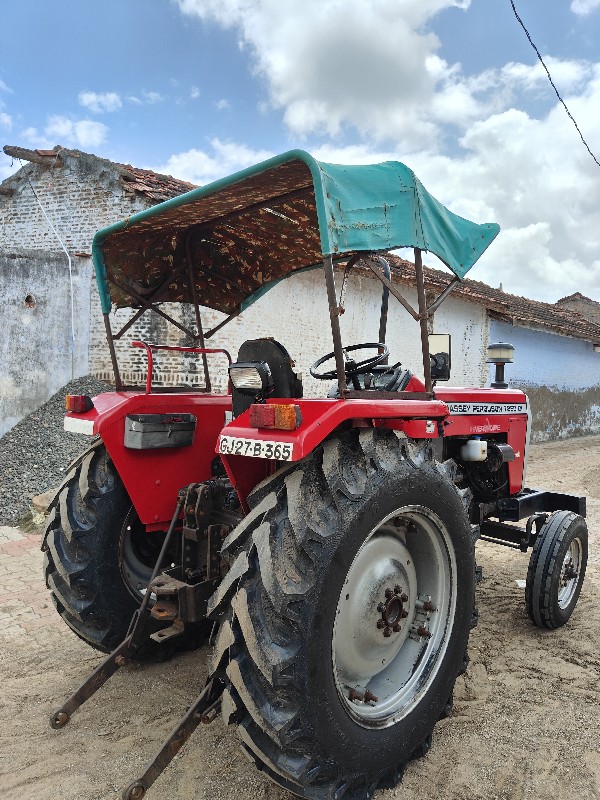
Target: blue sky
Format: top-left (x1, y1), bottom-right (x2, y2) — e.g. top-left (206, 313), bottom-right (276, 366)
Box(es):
top-left (2, 0), bottom-right (600, 302)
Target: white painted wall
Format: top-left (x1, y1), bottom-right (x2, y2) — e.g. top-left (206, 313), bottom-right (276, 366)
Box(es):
top-left (0, 250), bottom-right (91, 437)
top-left (90, 268), bottom-right (491, 396)
top-left (0, 152), bottom-right (152, 435)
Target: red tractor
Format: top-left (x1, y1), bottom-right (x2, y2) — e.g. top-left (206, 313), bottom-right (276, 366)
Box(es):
top-left (44, 151), bottom-right (588, 800)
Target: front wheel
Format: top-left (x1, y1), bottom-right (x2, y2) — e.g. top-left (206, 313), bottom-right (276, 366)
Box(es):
top-left (209, 429), bottom-right (475, 797)
top-left (526, 510), bottom-right (588, 629)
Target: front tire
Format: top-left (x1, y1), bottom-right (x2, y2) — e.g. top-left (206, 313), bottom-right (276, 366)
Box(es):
top-left (209, 429), bottom-right (475, 798)
top-left (526, 510), bottom-right (588, 629)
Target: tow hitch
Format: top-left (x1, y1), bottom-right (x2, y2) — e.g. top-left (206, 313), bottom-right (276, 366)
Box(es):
top-left (49, 484), bottom-right (228, 799)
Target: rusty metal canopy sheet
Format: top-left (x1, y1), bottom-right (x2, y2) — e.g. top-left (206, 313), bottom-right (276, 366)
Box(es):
top-left (92, 150), bottom-right (499, 315)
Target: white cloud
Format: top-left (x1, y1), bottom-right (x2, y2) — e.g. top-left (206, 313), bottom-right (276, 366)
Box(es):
top-left (150, 138), bottom-right (273, 185)
top-left (190, 86), bottom-right (201, 99)
top-left (215, 98), bottom-right (230, 110)
top-left (571, 0), bottom-right (600, 14)
top-left (158, 0), bottom-right (600, 301)
top-left (400, 77), bottom-right (600, 302)
top-left (79, 91), bottom-right (122, 113)
top-left (143, 91), bottom-right (164, 104)
top-left (174, 0), bottom-right (473, 149)
top-left (22, 115), bottom-right (108, 150)
top-left (126, 91), bottom-right (166, 106)
top-left (311, 143), bottom-right (400, 164)
top-left (0, 79), bottom-right (11, 94)
top-left (0, 112), bottom-right (12, 130)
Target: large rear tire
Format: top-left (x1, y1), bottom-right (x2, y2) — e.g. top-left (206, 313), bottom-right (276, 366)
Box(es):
top-left (209, 429), bottom-right (475, 798)
top-left (43, 442), bottom-right (170, 652)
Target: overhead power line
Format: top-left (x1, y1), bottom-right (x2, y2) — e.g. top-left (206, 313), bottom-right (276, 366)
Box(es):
top-left (509, 0), bottom-right (600, 168)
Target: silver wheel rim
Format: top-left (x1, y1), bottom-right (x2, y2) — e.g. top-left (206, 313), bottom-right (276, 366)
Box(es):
top-left (332, 506), bottom-right (457, 728)
top-left (558, 537), bottom-right (582, 609)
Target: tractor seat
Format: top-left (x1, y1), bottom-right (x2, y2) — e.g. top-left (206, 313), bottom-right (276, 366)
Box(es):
top-left (327, 365), bottom-right (413, 397)
top-left (233, 338), bottom-right (303, 417)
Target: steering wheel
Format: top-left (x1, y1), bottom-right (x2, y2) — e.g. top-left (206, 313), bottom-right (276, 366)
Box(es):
top-left (310, 342), bottom-right (390, 380)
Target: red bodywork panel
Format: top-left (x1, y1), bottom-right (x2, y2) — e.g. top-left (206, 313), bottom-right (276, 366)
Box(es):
top-left (67, 392), bottom-right (231, 527)
top-left (436, 387), bottom-right (529, 494)
top-left (66, 385), bottom-right (528, 527)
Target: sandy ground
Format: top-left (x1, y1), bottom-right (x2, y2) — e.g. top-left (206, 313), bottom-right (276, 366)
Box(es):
top-left (1, 436), bottom-right (599, 800)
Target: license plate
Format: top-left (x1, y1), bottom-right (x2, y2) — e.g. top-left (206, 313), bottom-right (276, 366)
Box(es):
top-left (218, 435), bottom-right (294, 461)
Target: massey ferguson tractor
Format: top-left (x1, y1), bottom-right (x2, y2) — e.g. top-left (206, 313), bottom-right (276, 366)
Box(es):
top-left (43, 150), bottom-right (588, 800)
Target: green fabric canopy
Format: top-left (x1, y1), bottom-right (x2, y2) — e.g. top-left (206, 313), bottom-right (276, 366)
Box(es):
top-left (92, 150), bottom-right (499, 315)
top-left (314, 159), bottom-right (499, 277)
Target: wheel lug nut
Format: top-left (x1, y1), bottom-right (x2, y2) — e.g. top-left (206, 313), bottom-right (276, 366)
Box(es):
top-left (383, 626), bottom-right (392, 637)
top-left (376, 619), bottom-right (386, 629)
top-left (392, 623), bottom-right (401, 633)
top-left (394, 585), bottom-right (401, 595)
top-left (400, 593), bottom-right (408, 603)
top-left (401, 609), bottom-right (409, 618)
top-left (377, 602), bottom-right (385, 613)
top-left (384, 588), bottom-right (393, 599)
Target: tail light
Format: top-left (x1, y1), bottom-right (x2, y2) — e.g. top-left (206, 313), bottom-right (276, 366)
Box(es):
top-left (65, 395), bottom-right (94, 413)
top-left (249, 403), bottom-right (302, 431)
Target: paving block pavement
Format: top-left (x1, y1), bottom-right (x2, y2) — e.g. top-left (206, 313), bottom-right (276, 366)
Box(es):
top-left (0, 525), bottom-right (62, 644)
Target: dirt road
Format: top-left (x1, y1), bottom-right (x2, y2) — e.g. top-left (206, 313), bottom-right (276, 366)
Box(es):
top-left (1, 436), bottom-right (599, 800)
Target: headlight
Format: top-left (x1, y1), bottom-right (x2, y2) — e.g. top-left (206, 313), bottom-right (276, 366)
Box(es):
top-left (228, 361), bottom-right (274, 396)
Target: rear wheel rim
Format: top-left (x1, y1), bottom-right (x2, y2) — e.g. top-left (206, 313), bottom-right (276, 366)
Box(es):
top-left (332, 505), bottom-right (457, 728)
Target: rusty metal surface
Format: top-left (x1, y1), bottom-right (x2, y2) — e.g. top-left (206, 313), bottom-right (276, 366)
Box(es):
top-left (49, 636), bottom-right (134, 728)
top-left (122, 677), bottom-right (224, 800)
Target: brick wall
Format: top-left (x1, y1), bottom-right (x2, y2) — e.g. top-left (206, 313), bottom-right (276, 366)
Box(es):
top-left (0, 151), bottom-right (152, 433)
top-left (556, 297), bottom-right (600, 326)
top-left (0, 151), bottom-right (148, 252)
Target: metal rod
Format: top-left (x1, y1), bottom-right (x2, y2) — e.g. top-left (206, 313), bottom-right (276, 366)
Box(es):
top-left (109, 277), bottom-right (200, 340)
top-left (204, 308), bottom-right (243, 339)
top-left (375, 256), bottom-right (390, 364)
top-left (138, 492), bottom-right (186, 617)
top-left (426, 276), bottom-right (461, 316)
top-left (48, 491), bottom-right (187, 732)
top-left (414, 249), bottom-right (433, 393)
top-left (479, 536), bottom-right (522, 551)
top-left (121, 677), bottom-right (225, 800)
top-left (111, 262), bottom-right (190, 340)
top-left (186, 233), bottom-right (211, 392)
top-left (103, 313), bottom-right (123, 390)
top-left (49, 636), bottom-right (134, 729)
top-left (323, 255), bottom-right (347, 395)
top-left (363, 257), bottom-right (420, 321)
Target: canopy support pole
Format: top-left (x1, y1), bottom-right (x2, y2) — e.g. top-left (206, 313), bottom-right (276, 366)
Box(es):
top-left (415, 249), bottom-right (433, 394)
top-left (323, 255), bottom-right (347, 396)
top-left (103, 313), bottom-right (123, 390)
top-left (185, 233), bottom-right (211, 393)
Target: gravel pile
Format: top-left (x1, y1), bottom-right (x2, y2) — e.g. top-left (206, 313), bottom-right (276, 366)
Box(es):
top-left (0, 376), bottom-right (111, 525)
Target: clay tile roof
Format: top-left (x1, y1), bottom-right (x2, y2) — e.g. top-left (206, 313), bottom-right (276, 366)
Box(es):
top-left (2, 144), bottom-right (196, 205)
top-left (381, 254), bottom-right (600, 345)
top-left (113, 162), bottom-right (196, 204)
top-left (555, 291), bottom-right (596, 304)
